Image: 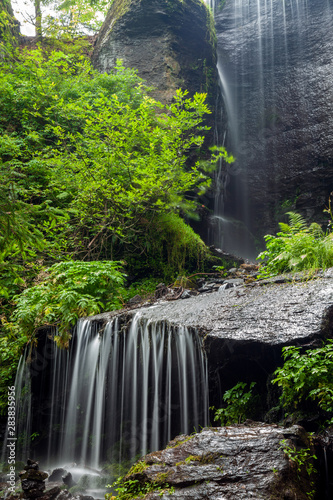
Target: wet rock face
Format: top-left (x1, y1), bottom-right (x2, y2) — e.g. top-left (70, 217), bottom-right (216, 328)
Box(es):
top-left (91, 0), bottom-right (218, 108)
top-left (134, 269), bottom-right (333, 345)
top-left (128, 424), bottom-right (317, 499)
top-left (94, 269), bottom-right (333, 412)
top-left (215, 0), bottom-right (333, 239)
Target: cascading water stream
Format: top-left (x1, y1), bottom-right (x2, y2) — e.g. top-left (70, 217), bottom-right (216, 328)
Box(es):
top-left (3, 313), bottom-right (208, 470)
top-left (210, 0), bottom-right (332, 258)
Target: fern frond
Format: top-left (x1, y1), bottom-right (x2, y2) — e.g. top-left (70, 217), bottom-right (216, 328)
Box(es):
top-left (286, 212), bottom-right (308, 233)
top-left (278, 222), bottom-right (292, 234)
top-left (309, 222), bottom-right (324, 238)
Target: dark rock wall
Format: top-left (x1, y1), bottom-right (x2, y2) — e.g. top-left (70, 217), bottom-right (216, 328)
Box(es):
top-left (0, 0), bottom-right (20, 45)
top-left (215, 0), bottom-right (333, 243)
top-left (92, 0), bottom-right (218, 109)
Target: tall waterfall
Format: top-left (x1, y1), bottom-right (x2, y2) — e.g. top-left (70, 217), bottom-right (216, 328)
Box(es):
top-left (211, 0), bottom-right (333, 257)
top-left (7, 314), bottom-right (208, 469)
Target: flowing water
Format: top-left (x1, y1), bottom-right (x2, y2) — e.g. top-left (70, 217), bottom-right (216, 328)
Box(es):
top-left (3, 314), bottom-right (208, 470)
top-left (210, 0), bottom-right (332, 258)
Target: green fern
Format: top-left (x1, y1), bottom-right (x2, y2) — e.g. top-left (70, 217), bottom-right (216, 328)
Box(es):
top-left (10, 260), bottom-right (126, 347)
top-left (258, 212), bottom-right (333, 275)
top-left (284, 211), bottom-right (308, 233)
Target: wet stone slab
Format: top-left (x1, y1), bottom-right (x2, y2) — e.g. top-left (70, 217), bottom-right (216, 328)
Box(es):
top-left (128, 423), bottom-right (316, 499)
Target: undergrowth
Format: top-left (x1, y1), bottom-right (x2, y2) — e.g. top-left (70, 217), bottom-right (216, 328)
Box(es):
top-left (258, 212), bottom-right (333, 276)
top-left (273, 340), bottom-right (333, 426)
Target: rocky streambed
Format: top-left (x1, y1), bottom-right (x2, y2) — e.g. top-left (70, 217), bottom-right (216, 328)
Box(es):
top-left (98, 268), bottom-right (333, 499)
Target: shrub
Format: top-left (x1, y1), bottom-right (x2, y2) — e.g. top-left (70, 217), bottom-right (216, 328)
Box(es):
top-left (272, 341), bottom-right (333, 425)
top-left (211, 381), bottom-right (258, 425)
top-left (258, 212), bottom-right (333, 275)
top-left (11, 260), bottom-right (126, 347)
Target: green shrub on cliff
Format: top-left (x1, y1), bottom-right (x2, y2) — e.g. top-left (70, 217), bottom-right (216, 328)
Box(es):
top-left (0, 45), bottom-right (225, 270)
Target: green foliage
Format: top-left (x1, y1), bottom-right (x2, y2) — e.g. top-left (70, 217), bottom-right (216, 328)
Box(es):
top-left (279, 439), bottom-right (317, 498)
top-left (43, 0), bottom-right (112, 37)
top-left (11, 260), bottom-right (125, 347)
top-left (211, 381), bottom-right (257, 425)
top-left (119, 278), bottom-right (160, 305)
top-left (0, 45), bottom-right (222, 265)
top-left (145, 213), bottom-right (209, 277)
top-left (213, 264), bottom-right (227, 276)
top-left (106, 475), bottom-right (173, 500)
top-left (47, 88), bottom-right (213, 257)
top-left (0, 0), bottom-right (19, 50)
top-left (279, 440), bottom-right (317, 479)
top-left (0, 40), bottom-right (227, 406)
top-left (258, 212), bottom-right (333, 275)
top-left (272, 340), bottom-right (333, 425)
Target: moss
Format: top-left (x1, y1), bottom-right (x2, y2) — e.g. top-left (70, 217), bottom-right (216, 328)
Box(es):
top-left (127, 460), bottom-right (149, 475)
top-left (175, 454), bottom-right (202, 466)
top-left (205, 7), bottom-right (217, 51)
top-left (200, 452), bottom-right (221, 464)
top-left (154, 471), bottom-right (170, 482)
top-left (167, 433), bottom-right (196, 448)
top-left (104, 0), bottom-right (135, 31)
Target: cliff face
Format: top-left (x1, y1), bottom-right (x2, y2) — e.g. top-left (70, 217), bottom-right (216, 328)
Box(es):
top-left (91, 0), bottom-right (218, 108)
top-left (215, 0), bottom-right (333, 244)
top-left (0, 0), bottom-right (20, 46)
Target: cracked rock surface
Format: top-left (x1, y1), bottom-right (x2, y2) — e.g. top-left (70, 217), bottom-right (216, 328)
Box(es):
top-left (129, 424), bottom-right (316, 499)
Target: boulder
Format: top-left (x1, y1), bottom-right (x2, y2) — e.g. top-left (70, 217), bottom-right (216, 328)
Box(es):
top-left (134, 269), bottom-right (333, 345)
top-left (91, 0), bottom-right (218, 113)
top-left (123, 423), bottom-right (317, 499)
top-left (48, 468), bottom-right (67, 482)
top-left (62, 472), bottom-right (76, 489)
top-left (116, 268), bottom-right (333, 408)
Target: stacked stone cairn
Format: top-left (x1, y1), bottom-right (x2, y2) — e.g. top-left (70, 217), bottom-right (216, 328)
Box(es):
top-left (19, 459), bottom-right (48, 498)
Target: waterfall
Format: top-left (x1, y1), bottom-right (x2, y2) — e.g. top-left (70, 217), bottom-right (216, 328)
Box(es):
top-left (211, 0), bottom-right (332, 258)
top-left (5, 314), bottom-right (208, 470)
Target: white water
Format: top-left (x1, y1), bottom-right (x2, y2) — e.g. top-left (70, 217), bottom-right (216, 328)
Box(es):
top-left (5, 314), bottom-right (208, 469)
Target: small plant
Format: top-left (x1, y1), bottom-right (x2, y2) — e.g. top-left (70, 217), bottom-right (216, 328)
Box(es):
top-left (279, 440), bottom-right (317, 479)
top-left (272, 340), bottom-right (333, 425)
top-left (213, 265), bottom-right (227, 276)
top-left (211, 381), bottom-right (258, 425)
top-left (106, 475), bottom-right (170, 500)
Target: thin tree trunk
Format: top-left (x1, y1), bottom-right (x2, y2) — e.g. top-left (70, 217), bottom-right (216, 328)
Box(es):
top-left (35, 0), bottom-right (42, 39)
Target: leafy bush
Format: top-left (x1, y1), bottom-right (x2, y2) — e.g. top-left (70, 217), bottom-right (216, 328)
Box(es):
top-left (0, 44), bottom-right (227, 268)
top-left (106, 475), bottom-right (172, 500)
top-left (211, 381), bottom-right (258, 425)
top-left (258, 212), bottom-right (333, 275)
top-left (11, 260), bottom-right (125, 347)
top-left (272, 341), bottom-right (333, 425)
